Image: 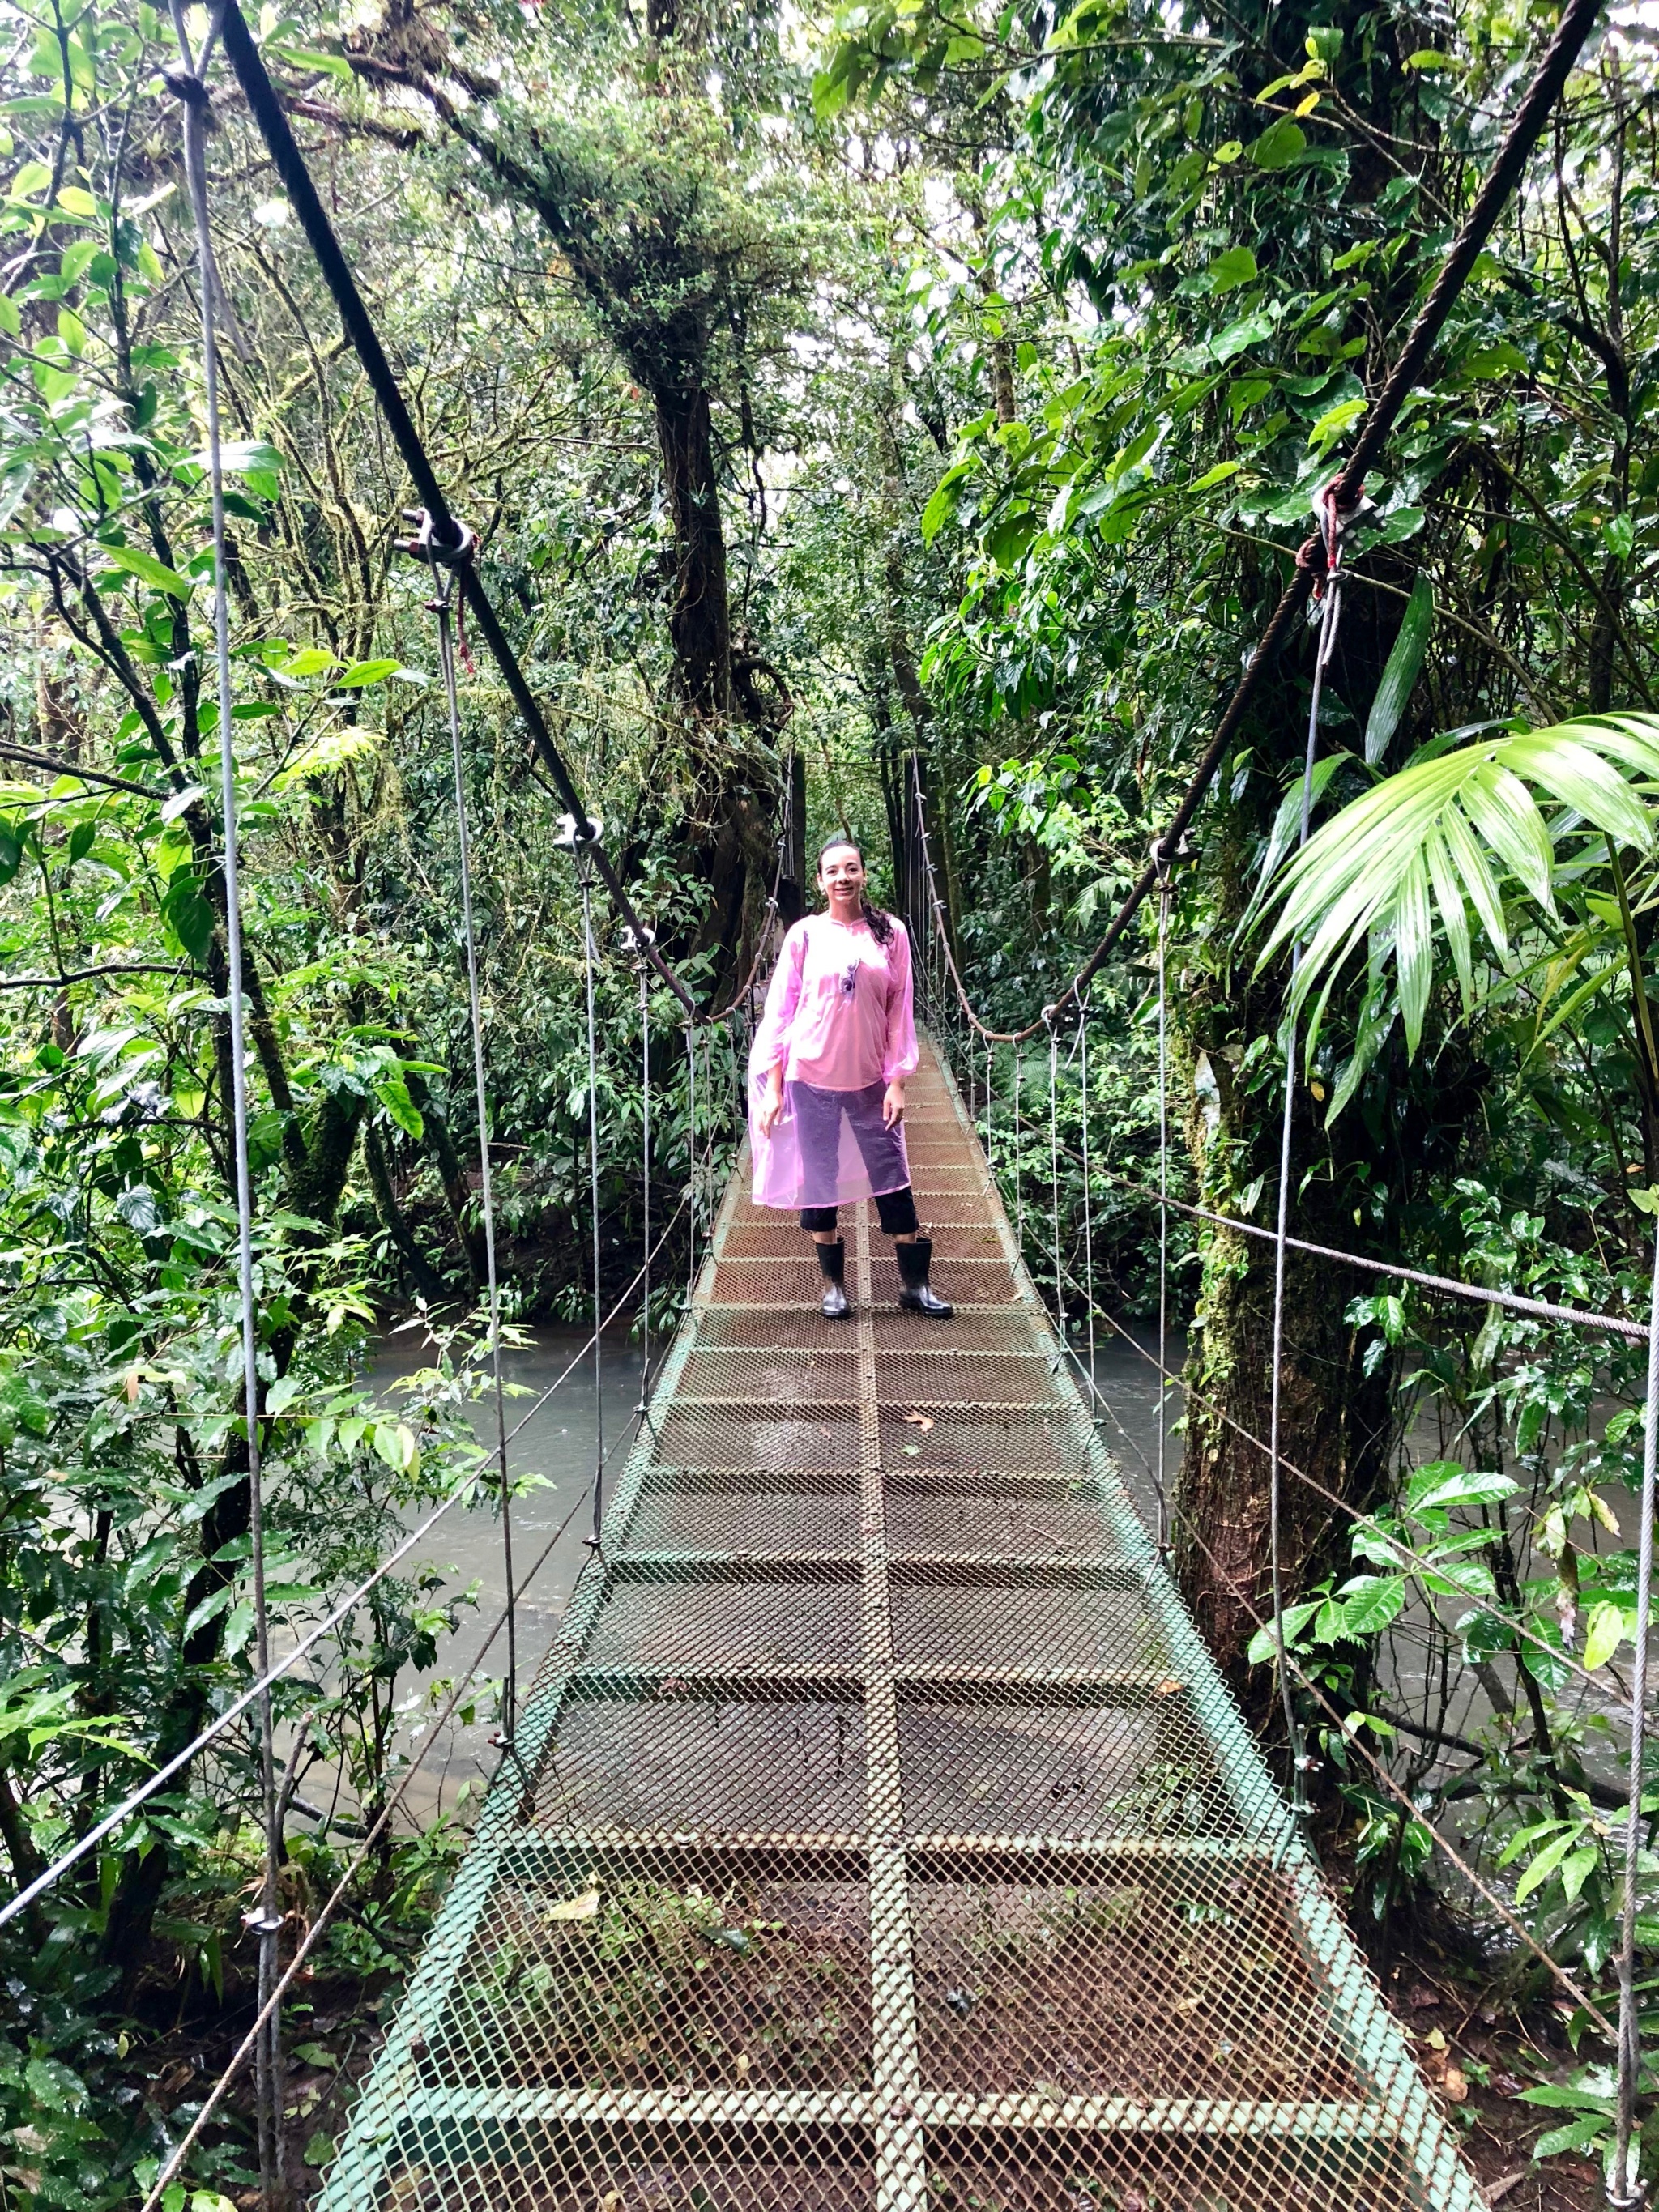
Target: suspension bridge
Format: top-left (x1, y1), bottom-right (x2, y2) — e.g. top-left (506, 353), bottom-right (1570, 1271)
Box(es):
top-left (4, 0), bottom-right (1642, 2204)
top-left (313, 1037), bottom-right (1478, 2212)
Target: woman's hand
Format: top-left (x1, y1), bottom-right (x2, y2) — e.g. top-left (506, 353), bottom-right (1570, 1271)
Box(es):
top-left (755, 1073), bottom-right (785, 1139)
top-left (882, 1080), bottom-right (906, 1130)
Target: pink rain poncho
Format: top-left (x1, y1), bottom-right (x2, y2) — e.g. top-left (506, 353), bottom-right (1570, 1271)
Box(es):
top-left (749, 910), bottom-right (920, 1211)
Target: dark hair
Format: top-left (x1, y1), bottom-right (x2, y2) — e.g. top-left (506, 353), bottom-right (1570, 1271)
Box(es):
top-left (817, 837), bottom-right (895, 948)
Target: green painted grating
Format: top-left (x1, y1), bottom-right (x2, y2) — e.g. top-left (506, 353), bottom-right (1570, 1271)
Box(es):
top-left (317, 1040), bottom-right (1485, 2212)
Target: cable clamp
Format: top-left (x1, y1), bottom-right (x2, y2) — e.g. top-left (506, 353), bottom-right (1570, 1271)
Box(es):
top-left (1309, 477), bottom-right (1375, 595)
top-left (1149, 828), bottom-right (1194, 881)
top-left (241, 1906), bottom-right (284, 1937)
top-left (162, 65), bottom-right (211, 108)
top-left (553, 812), bottom-right (604, 852)
top-left (398, 505), bottom-right (476, 566)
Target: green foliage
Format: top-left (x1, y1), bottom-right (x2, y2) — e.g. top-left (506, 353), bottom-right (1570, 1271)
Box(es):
top-left (1260, 714), bottom-right (1659, 1062)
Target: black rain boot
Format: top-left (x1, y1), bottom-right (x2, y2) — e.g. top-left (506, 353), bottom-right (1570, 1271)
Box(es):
top-left (896, 1237), bottom-right (953, 1319)
top-left (816, 1238), bottom-right (851, 1319)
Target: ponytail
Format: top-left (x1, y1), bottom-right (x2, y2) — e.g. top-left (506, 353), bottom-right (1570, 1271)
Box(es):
top-left (860, 893), bottom-right (895, 948)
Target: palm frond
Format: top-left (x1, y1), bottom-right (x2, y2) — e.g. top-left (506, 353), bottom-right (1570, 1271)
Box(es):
top-left (1257, 714), bottom-right (1659, 1059)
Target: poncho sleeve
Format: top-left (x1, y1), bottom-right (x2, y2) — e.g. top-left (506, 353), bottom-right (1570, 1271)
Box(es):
top-left (881, 921), bottom-right (919, 1083)
top-left (752, 918), bottom-right (808, 1083)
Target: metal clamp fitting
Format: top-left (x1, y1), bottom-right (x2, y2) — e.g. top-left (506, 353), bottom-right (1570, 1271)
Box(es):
top-left (398, 506), bottom-right (476, 566)
top-left (162, 65), bottom-right (211, 109)
top-left (552, 812), bottom-right (603, 852)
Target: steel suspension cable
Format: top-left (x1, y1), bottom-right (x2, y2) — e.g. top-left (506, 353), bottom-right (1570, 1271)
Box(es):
top-left (1166, 1494), bottom-right (1618, 2044)
top-left (136, 1464), bottom-right (602, 2212)
top-left (216, 0), bottom-right (698, 1021)
top-left (576, 851), bottom-right (606, 1553)
top-left (428, 556), bottom-right (517, 1740)
top-left (685, 1022), bottom-right (700, 1299)
top-left (1012, 1043), bottom-right (1025, 1256)
top-left (898, 0), bottom-right (1606, 1055)
top-left (1154, 870), bottom-right (1172, 1554)
top-left (1077, 995), bottom-right (1098, 1422)
top-left (1268, 504), bottom-right (1347, 1818)
top-left (0, 1181), bottom-right (691, 1938)
top-left (1077, 1270), bottom-right (1618, 1703)
top-left (1047, 1012), bottom-right (1063, 1319)
top-left (1095, 1173), bottom-right (1651, 1344)
top-left (1613, 1211), bottom-right (1659, 2206)
top-left (631, 935), bottom-right (655, 1423)
top-left (171, 36), bottom-right (284, 2199)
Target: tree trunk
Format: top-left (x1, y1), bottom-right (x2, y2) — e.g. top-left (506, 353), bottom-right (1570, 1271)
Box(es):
top-left (655, 381), bottom-right (732, 721)
top-left (1171, 629), bottom-right (1397, 1711)
top-left (365, 1121), bottom-right (447, 1302)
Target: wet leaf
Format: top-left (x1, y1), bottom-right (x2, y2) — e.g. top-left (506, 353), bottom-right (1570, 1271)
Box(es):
top-left (545, 1886), bottom-right (600, 1922)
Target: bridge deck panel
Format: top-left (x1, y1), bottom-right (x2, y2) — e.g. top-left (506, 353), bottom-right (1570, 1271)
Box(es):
top-left (318, 1038), bottom-right (1483, 2212)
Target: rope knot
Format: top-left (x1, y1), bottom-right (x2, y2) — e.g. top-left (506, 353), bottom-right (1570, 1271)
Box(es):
top-left (162, 64), bottom-right (211, 108)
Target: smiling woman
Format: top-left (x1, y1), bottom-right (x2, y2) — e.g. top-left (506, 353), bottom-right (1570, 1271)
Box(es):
top-left (749, 837), bottom-right (952, 1320)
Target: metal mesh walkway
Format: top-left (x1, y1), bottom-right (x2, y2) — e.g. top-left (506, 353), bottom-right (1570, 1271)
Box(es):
top-left (318, 1039), bottom-right (1482, 2212)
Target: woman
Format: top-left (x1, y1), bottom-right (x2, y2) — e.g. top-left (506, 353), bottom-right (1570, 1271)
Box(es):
top-left (750, 838), bottom-right (953, 1320)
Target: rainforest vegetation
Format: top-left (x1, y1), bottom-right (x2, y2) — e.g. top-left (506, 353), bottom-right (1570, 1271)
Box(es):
top-left (3, 0), bottom-right (1659, 2197)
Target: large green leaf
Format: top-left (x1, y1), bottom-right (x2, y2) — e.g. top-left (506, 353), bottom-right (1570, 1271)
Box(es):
top-left (100, 540), bottom-right (197, 599)
top-left (1258, 714), bottom-right (1659, 1059)
top-left (1364, 574), bottom-right (1432, 763)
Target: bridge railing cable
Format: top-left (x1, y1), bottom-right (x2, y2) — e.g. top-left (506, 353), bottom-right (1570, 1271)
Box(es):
top-left (172, 19), bottom-right (287, 2188)
top-left (0, 1199), bottom-right (688, 1942)
top-left (134, 1453), bottom-right (609, 2212)
top-left (897, 0), bottom-right (1659, 2142)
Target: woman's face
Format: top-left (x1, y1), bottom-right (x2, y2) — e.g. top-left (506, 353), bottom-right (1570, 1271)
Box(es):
top-left (819, 845), bottom-right (866, 913)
